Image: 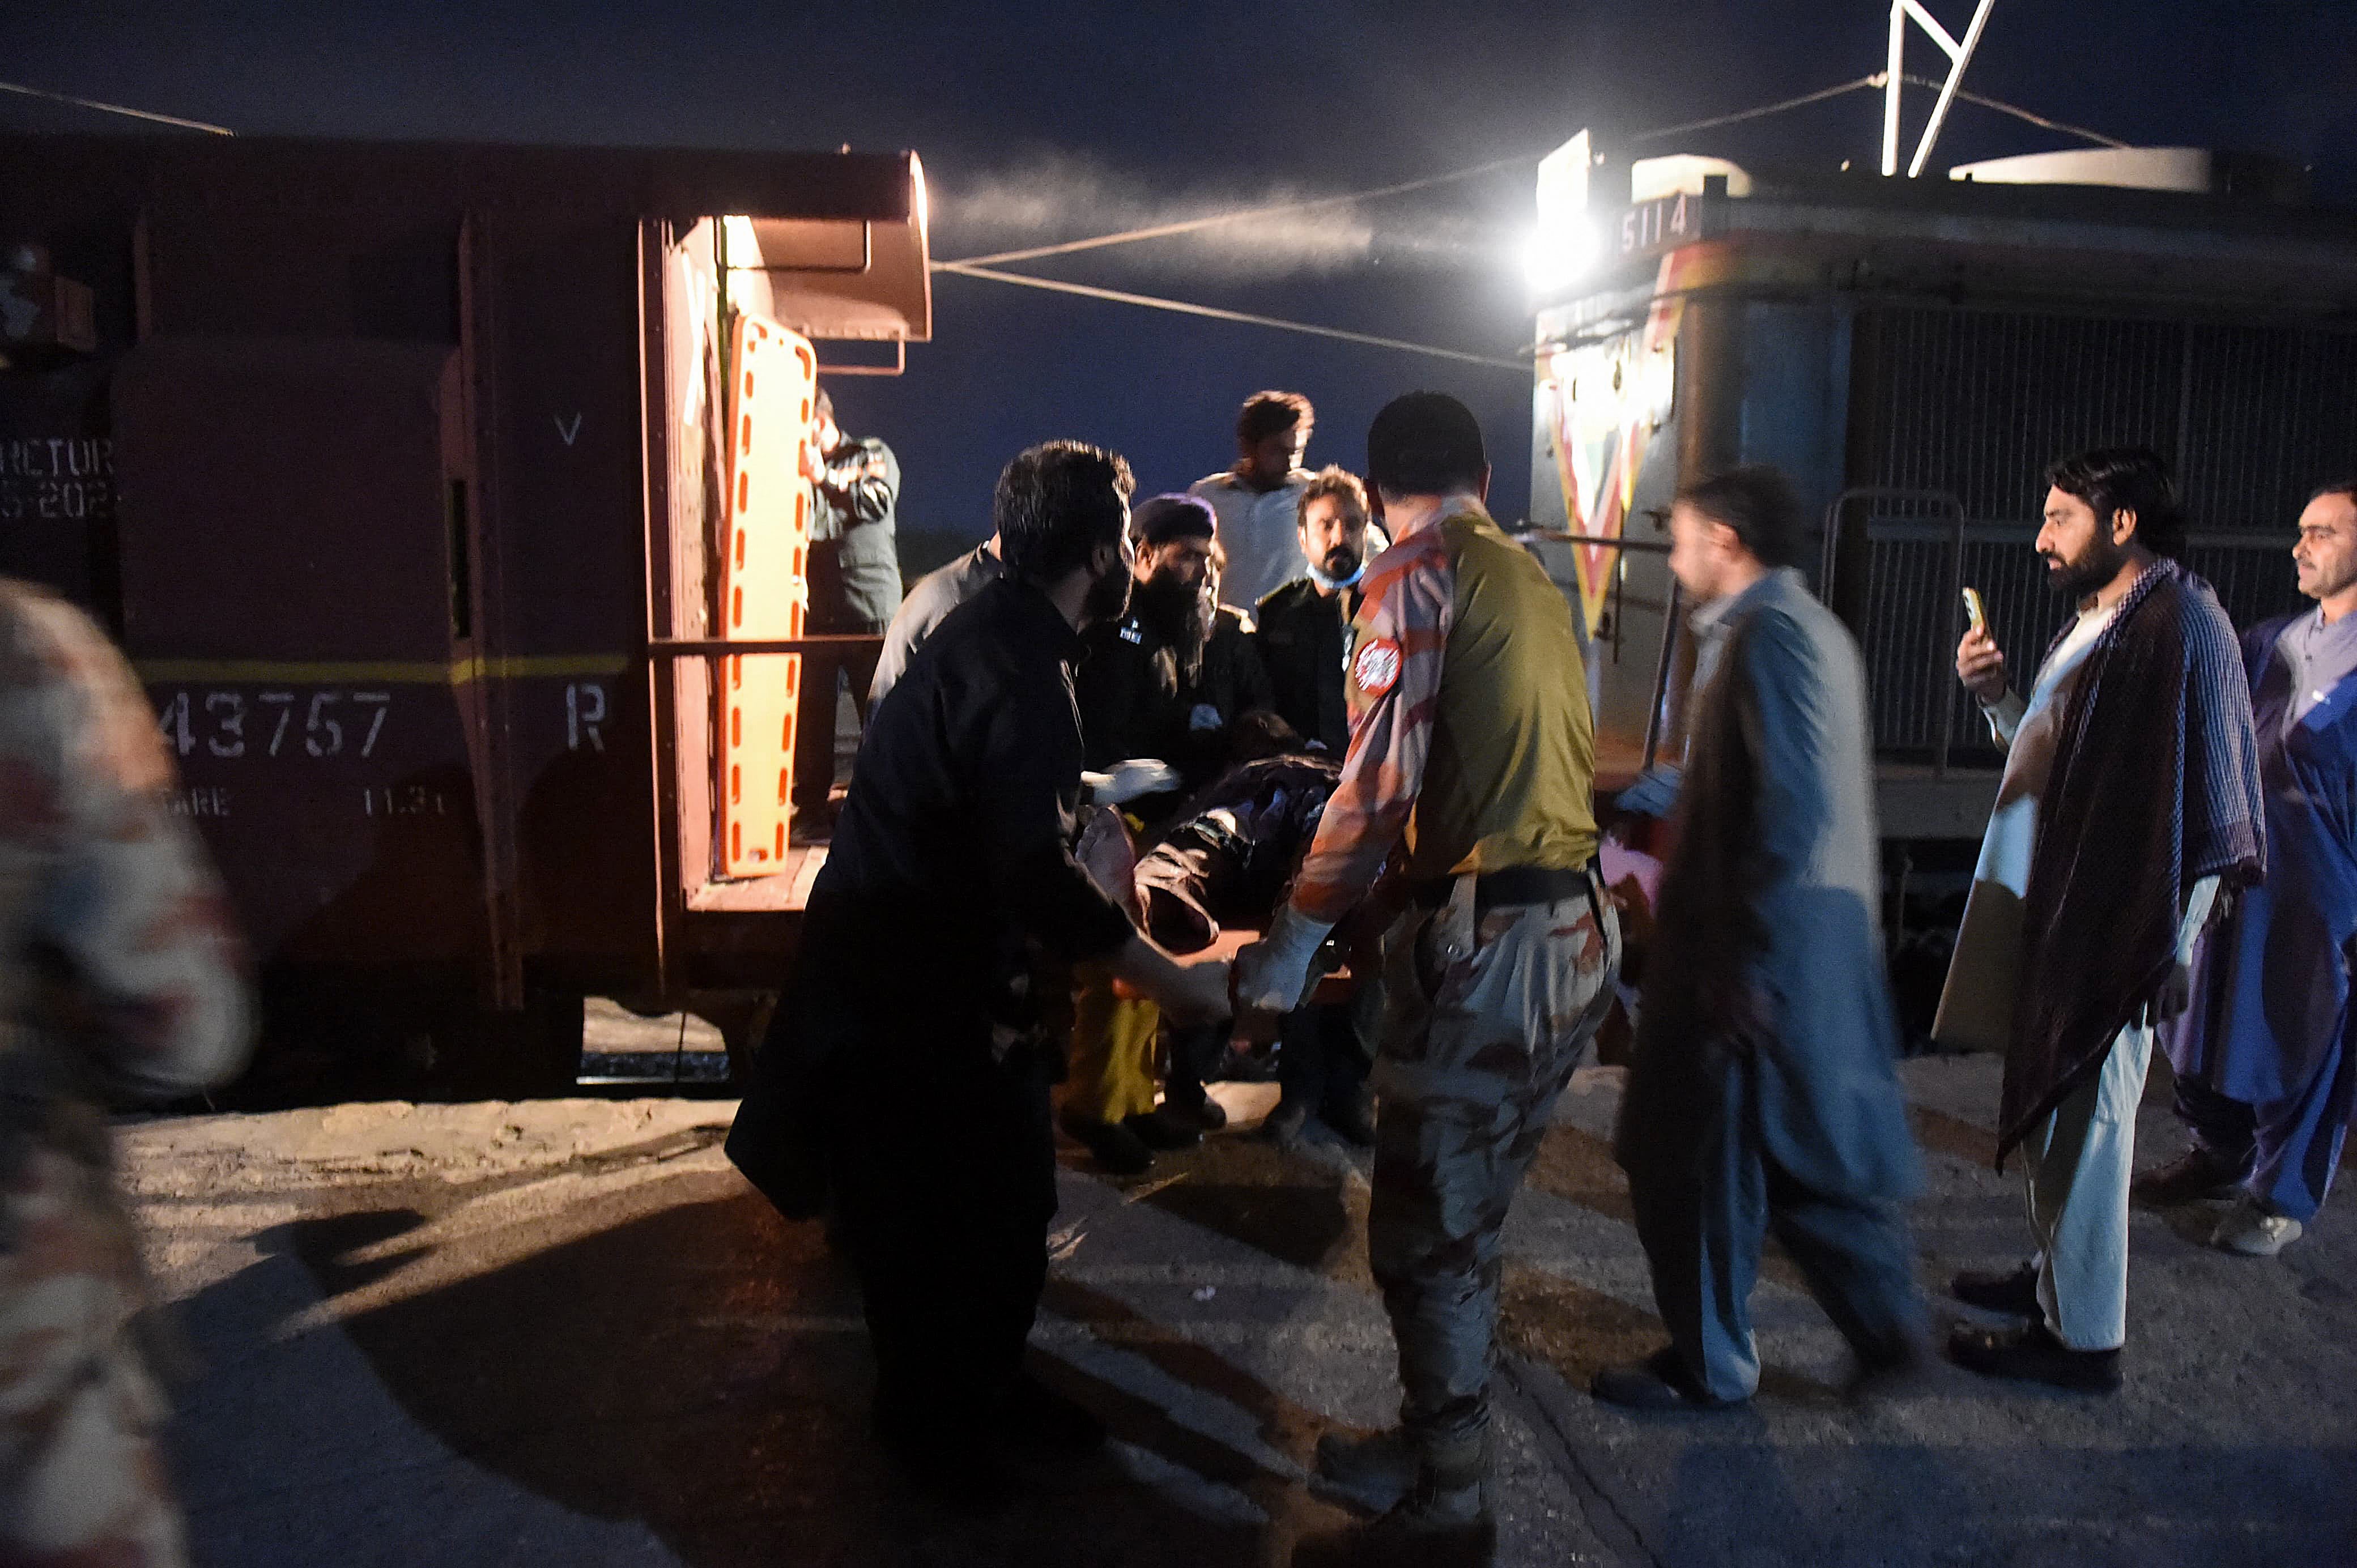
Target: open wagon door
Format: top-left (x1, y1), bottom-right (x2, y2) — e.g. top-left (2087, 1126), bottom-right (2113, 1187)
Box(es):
top-left (647, 155), bottom-right (931, 988)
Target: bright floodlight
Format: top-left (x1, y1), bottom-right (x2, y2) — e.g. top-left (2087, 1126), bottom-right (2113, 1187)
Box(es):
top-left (1522, 218), bottom-right (1598, 296)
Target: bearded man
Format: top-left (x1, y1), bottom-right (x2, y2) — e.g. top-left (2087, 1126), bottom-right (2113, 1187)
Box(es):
top-left (1074, 493), bottom-right (1275, 806)
top-left (1255, 466), bottom-right (1379, 757)
top-left (726, 442), bottom-right (1233, 1503)
top-left (1937, 446), bottom-right (2264, 1391)
top-left (1250, 466), bottom-right (1385, 1148)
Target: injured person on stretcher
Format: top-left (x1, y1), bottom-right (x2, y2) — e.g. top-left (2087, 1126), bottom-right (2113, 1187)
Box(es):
top-left (1062, 723), bottom-right (1389, 1171)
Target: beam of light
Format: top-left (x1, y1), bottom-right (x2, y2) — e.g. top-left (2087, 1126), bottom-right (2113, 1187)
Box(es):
top-left (941, 67), bottom-right (2108, 294)
top-left (931, 261), bottom-right (1529, 373)
top-left (941, 155), bottom-right (1530, 271)
top-left (0, 78), bottom-right (232, 135)
top-left (940, 73), bottom-right (1889, 283)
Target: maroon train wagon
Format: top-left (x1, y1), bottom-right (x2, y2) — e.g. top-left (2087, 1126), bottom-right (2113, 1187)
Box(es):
top-left (0, 134), bottom-right (933, 1095)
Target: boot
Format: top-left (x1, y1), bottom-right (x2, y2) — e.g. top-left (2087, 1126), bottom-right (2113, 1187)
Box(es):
top-left (1345, 1431), bottom-right (1495, 1564)
top-left (1311, 1426), bottom-right (1419, 1514)
top-left (1947, 1320), bottom-right (2122, 1392)
top-left (1257, 1098), bottom-right (1309, 1152)
top-left (1001, 1371), bottom-right (1105, 1455)
top-left (875, 1399), bottom-right (1019, 1510)
top-left (1159, 1081), bottom-right (1228, 1132)
top-left (1124, 1105), bottom-right (1201, 1151)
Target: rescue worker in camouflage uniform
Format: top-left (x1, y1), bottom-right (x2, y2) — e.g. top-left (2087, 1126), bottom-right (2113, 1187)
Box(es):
top-left (1237, 393), bottom-right (1619, 1558)
top-left (0, 581), bottom-right (250, 1566)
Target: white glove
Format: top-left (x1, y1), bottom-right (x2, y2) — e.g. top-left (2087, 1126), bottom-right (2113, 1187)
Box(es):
top-left (1234, 904), bottom-right (1336, 1017)
top-left (1083, 759), bottom-right (1181, 806)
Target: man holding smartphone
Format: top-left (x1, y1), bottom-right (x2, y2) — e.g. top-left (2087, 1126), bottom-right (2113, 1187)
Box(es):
top-left (1937, 448), bottom-right (2263, 1391)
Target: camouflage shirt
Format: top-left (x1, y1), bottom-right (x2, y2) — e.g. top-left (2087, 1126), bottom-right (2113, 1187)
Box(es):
top-left (0, 580), bottom-right (249, 1104)
top-left (1289, 502), bottom-right (1599, 925)
top-left (0, 580), bottom-right (250, 1562)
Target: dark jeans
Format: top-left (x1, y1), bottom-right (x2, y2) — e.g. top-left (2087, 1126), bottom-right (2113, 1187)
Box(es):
top-left (1160, 1022), bottom-right (1223, 1110)
top-left (1278, 998), bottom-right (1375, 1122)
top-left (828, 1040), bottom-right (1056, 1441)
top-left (793, 622), bottom-right (884, 812)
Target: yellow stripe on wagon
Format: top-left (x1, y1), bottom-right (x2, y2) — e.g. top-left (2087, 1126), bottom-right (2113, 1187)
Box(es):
top-left (134, 654), bottom-right (632, 685)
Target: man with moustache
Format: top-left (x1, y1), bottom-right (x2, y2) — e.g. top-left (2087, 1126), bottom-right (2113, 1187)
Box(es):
top-left (1938, 446), bottom-right (2263, 1391)
top-left (1256, 466), bottom-right (1377, 757)
top-left (726, 442), bottom-right (1233, 1504)
top-left (1075, 493), bottom-right (1274, 804)
top-left (2145, 479), bottom-right (2357, 1256)
top-left (1253, 466), bottom-right (1384, 1148)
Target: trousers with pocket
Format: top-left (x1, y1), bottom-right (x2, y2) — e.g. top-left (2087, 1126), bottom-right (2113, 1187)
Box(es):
top-left (1367, 870), bottom-right (1620, 1447)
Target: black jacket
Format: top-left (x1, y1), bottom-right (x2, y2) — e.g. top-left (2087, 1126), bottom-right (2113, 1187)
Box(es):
top-left (1074, 602), bottom-right (1274, 792)
top-left (1253, 577), bottom-right (1355, 755)
top-left (727, 576), bottom-right (1134, 1217)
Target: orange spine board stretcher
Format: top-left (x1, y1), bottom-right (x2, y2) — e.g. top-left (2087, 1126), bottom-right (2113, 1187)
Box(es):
top-left (718, 313), bottom-right (817, 876)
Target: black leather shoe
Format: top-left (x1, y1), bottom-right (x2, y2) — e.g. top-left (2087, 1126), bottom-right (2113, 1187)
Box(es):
top-left (1161, 1088), bottom-right (1228, 1132)
top-left (877, 1411), bottom-right (1020, 1509)
top-left (2132, 1147), bottom-right (2246, 1207)
top-left (1324, 1088), bottom-right (1378, 1148)
top-left (1845, 1332), bottom-right (1941, 1402)
top-left (1950, 1261), bottom-right (2040, 1316)
top-left (1002, 1373), bottom-right (1105, 1455)
top-left (1947, 1321), bottom-right (2122, 1392)
top-left (1257, 1100), bottom-right (1309, 1152)
top-left (1592, 1348), bottom-right (1745, 1411)
top-left (1124, 1106), bottom-right (1202, 1151)
top-left (1060, 1108), bottom-right (1153, 1175)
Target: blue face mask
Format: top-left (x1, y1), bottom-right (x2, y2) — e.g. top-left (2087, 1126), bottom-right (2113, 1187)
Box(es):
top-left (1307, 558), bottom-right (1365, 592)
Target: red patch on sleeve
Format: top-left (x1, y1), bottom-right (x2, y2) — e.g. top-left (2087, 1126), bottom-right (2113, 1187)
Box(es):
top-left (1352, 637), bottom-right (1402, 696)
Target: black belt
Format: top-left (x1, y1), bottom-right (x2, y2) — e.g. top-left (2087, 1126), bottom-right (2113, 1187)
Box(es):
top-left (1413, 859), bottom-right (1598, 912)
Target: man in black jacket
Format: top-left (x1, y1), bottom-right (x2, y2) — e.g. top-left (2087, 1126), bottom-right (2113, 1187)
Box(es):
top-left (1074, 494), bottom-right (1275, 810)
top-left (1254, 466), bottom-right (1377, 757)
top-left (1249, 468), bottom-right (1384, 1148)
top-left (727, 442), bottom-right (1231, 1505)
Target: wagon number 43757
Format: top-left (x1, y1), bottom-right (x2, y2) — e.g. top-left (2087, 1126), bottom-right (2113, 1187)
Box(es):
top-left (156, 691), bottom-right (392, 760)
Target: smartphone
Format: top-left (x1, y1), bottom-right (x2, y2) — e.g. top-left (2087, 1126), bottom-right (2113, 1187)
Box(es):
top-left (1961, 586), bottom-right (1988, 636)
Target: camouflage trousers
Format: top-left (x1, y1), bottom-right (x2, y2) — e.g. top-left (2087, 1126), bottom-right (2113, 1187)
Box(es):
top-left (1368, 867), bottom-right (1620, 1450)
top-left (0, 1148), bottom-right (184, 1568)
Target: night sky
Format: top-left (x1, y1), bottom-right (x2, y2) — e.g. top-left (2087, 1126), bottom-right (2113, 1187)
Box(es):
top-left (5, 2), bottom-right (2353, 572)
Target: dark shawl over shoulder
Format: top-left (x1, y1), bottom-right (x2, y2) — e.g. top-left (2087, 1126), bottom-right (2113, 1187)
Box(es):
top-left (2002, 559), bottom-right (2265, 1159)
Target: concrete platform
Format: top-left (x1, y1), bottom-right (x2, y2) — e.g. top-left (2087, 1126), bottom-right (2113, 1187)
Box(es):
top-left (121, 1053), bottom-right (2356, 1567)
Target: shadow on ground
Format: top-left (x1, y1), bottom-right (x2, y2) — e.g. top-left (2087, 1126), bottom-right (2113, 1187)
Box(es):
top-left (189, 1145), bottom-right (1306, 1568)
